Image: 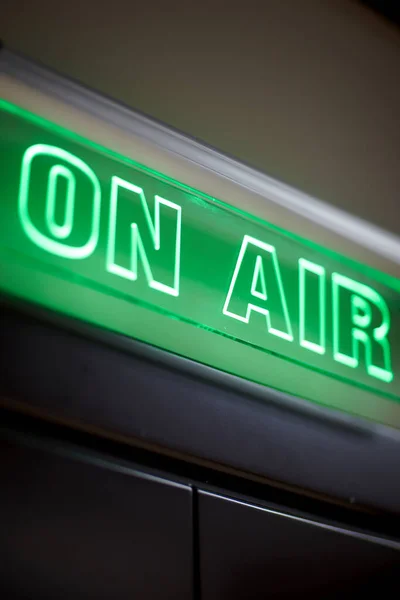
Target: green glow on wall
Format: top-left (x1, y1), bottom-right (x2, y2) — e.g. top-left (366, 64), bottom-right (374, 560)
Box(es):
top-left (0, 99), bottom-right (399, 411)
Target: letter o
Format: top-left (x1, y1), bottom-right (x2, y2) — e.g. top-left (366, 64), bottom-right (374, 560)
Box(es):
top-left (18, 144), bottom-right (101, 259)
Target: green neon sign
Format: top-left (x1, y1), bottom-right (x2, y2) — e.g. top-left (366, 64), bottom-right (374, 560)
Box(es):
top-left (0, 99), bottom-right (399, 415)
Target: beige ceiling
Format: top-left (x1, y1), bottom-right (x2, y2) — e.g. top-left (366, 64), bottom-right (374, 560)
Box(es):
top-left (1, 0), bottom-right (399, 235)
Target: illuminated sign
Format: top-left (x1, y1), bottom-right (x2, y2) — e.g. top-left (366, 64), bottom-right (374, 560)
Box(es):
top-left (0, 99), bottom-right (399, 413)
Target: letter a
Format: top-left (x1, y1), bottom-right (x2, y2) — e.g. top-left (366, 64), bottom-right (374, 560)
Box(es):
top-left (223, 235), bottom-right (293, 341)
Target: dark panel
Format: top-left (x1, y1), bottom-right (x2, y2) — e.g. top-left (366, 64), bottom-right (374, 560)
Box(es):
top-left (199, 490), bottom-right (400, 600)
top-left (2, 304), bottom-right (400, 514)
top-left (0, 438), bottom-right (193, 600)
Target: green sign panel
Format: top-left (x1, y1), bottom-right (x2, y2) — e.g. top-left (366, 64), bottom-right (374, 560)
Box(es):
top-left (0, 99), bottom-right (399, 409)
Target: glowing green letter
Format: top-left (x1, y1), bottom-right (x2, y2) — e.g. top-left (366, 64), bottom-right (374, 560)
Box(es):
top-left (223, 235), bottom-right (293, 341)
top-left (19, 144), bottom-right (101, 258)
top-left (332, 273), bottom-right (393, 382)
top-left (299, 258), bottom-right (326, 355)
top-left (106, 176), bottom-right (182, 297)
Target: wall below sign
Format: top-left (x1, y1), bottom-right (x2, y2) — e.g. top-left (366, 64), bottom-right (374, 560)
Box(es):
top-left (199, 491), bottom-right (400, 599)
top-left (0, 424), bottom-right (398, 599)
